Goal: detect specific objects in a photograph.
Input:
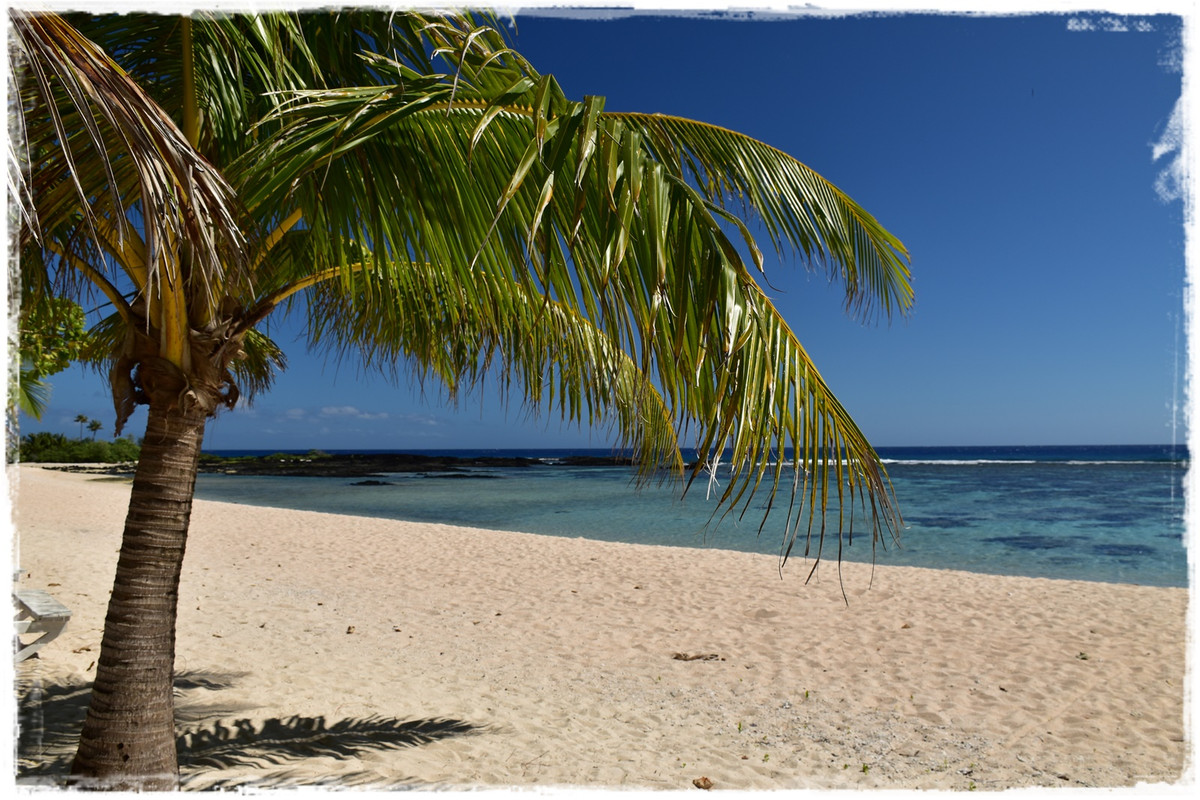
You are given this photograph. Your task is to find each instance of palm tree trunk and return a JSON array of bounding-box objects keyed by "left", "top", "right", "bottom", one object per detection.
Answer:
[{"left": 70, "top": 400, "right": 209, "bottom": 790}]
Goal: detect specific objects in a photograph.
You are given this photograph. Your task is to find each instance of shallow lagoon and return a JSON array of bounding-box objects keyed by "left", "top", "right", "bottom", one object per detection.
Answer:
[{"left": 195, "top": 445, "right": 1188, "bottom": 588}]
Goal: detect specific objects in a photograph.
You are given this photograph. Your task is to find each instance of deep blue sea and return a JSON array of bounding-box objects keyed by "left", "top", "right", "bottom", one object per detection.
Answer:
[{"left": 195, "top": 444, "right": 1189, "bottom": 588}]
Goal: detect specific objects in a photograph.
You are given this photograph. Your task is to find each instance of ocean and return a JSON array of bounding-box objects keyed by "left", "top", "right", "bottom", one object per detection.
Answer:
[{"left": 194, "top": 444, "right": 1189, "bottom": 588}]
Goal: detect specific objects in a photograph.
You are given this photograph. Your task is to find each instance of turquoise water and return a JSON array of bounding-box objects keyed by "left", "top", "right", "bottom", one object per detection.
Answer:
[{"left": 194, "top": 445, "right": 1189, "bottom": 587}]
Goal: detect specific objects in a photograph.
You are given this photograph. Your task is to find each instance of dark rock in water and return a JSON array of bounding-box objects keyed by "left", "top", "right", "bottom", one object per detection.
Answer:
[
  {"left": 186, "top": 450, "right": 658, "bottom": 478},
  {"left": 557, "top": 455, "right": 637, "bottom": 467},
  {"left": 52, "top": 451, "right": 645, "bottom": 479},
  {"left": 43, "top": 463, "right": 136, "bottom": 476},
  {"left": 909, "top": 515, "right": 977, "bottom": 529},
  {"left": 423, "top": 472, "right": 504, "bottom": 479},
  {"left": 1092, "top": 543, "right": 1156, "bottom": 558},
  {"left": 194, "top": 452, "right": 543, "bottom": 478},
  {"left": 350, "top": 479, "right": 394, "bottom": 486},
  {"left": 983, "top": 534, "right": 1069, "bottom": 551}
]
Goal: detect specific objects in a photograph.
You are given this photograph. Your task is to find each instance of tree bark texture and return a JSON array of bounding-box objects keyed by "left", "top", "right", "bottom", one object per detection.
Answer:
[{"left": 70, "top": 400, "right": 209, "bottom": 790}]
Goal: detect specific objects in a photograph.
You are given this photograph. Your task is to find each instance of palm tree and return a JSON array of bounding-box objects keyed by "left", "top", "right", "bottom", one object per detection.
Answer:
[
  {"left": 73, "top": 413, "right": 88, "bottom": 438},
  {"left": 87, "top": 419, "right": 103, "bottom": 440},
  {"left": 11, "top": 9, "right": 912, "bottom": 789}
]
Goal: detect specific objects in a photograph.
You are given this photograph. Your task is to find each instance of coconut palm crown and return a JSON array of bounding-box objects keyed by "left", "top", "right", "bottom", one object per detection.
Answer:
[{"left": 10, "top": 9, "right": 912, "bottom": 789}]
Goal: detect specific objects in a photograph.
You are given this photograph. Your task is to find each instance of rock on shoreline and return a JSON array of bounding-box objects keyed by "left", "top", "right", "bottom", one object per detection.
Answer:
[{"left": 38, "top": 452, "right": 638, "bottom": 478}]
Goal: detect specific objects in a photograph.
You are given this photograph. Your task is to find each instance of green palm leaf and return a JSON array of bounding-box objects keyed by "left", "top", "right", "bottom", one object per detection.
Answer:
[
  {"left": 293, "top": 254, "right": 685, "bottom": 474},
  {"left": 177, "top": 715, "right": 482, "bottom": 770},
  {"left": 241, "top": 38, "right": 910, "bottom": 559},
  {"left": 13, "top": 368, "right": 53, "bottom": 420},
  {"left": 621, "top": 112, "right": 913, "bottom": 320},
  {"left": 10, "top": 11, "right": 248, "bottom": 314}
]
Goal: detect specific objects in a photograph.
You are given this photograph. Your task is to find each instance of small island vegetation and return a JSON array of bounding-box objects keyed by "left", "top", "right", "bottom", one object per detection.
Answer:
[{"left": 19, "top": 431, "right": 141, "bottom": 464}]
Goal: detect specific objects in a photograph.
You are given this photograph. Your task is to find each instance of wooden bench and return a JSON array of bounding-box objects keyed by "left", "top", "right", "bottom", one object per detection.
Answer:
[{"left": 14, "top": 589, "right": 72, "bottom": 662}]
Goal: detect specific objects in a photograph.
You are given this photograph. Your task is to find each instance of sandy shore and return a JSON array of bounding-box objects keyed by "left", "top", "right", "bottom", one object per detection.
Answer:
[{"left": 9, "top": 464, "right": 1194, "bottom": 791}]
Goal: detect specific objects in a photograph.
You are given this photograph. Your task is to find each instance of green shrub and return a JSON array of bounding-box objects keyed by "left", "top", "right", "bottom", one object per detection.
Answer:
[
  {"left": 107, "top": 437, "right": 141, "bottom": 462},
  {"left": 20, "top": 432, "right": 141, "bottom": 463}
]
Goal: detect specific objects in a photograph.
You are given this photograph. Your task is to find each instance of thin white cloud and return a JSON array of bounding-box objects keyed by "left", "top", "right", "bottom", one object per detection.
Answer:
[
  {"left": 1066, "top": 16, "right": 1131, "bottom": 33},
  {"left": 397, "top": 413, "right": 441, "bottom": 427},
  {"left": 320, "top": 405, "right": 390, "bottom": 420},
  {"left": 1152, "top": 97, "right": 1185, "bottom": 204}
]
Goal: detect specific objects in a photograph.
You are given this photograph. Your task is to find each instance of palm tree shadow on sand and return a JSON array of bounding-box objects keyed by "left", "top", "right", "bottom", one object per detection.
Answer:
[{"left": 16, "top": 669, "right": 487, "bottom": 789}]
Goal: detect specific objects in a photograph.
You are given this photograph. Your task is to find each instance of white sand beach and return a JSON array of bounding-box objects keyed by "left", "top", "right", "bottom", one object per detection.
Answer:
[{"left": 10, "top": 464, "right": 1193, "bottom": 791}]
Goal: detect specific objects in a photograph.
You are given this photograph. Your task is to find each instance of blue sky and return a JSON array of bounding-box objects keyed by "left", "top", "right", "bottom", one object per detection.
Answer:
[{"left": 16, "top": 6, "right": 1189, "bottom": 452}]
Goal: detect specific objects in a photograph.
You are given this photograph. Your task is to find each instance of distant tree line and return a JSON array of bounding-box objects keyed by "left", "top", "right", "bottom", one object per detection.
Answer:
[{"left": 19, "top": 431, "right": 141, "bottom": 463}]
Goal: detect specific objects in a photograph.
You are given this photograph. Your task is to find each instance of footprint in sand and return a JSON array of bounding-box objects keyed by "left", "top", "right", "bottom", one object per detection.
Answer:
[{"left": 747, "top": 608, "right": 779, "bottom": 620}]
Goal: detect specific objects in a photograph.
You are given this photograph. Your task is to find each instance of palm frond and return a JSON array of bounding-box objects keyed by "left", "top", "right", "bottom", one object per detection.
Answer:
[
  {"left": 10, "top": 11, "right": 249, "bottom": 310},
  {"left": 242, "top": 34, "right": 908, "bottom": 561},
  {"left": 14, "top": 368, "right": 53, "bottom": 419},
  {"left": 286, "top": 253, "right": 684, "bottom": 474},
  {"left": 176, "top": 715, "right": 483, "bottom": 771},
  {"left": 615, "top": 112, "right": 913, "bottom": 322}
]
